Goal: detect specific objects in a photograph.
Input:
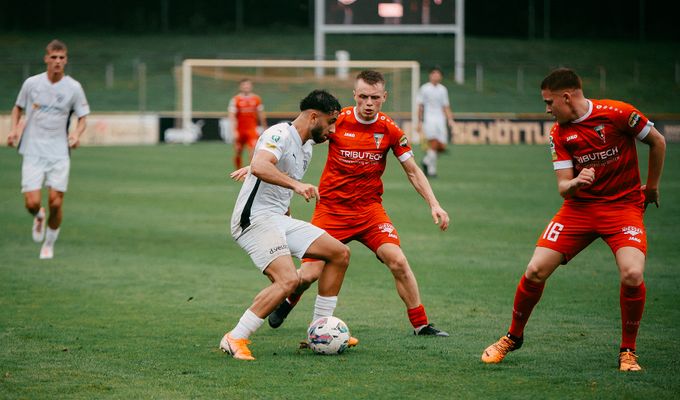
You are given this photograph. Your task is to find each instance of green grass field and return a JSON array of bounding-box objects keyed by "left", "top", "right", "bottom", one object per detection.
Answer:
[{"left": 1, "top": 143, "right": 679, "bottom": 399}]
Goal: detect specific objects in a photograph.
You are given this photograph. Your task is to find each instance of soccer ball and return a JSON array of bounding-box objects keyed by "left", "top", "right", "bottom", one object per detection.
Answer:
[{"left": 307, "top": 316, "right": 351, "bottom": 355}]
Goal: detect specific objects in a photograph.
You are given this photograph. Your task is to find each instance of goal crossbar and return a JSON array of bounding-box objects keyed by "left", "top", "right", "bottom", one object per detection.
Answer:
[{"left": 181, "top": 59, "right": 420, "bottom": 132}]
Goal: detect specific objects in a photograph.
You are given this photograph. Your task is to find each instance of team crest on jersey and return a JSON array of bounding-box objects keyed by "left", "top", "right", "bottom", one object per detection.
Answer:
[
  {"left": 628, "top": 112, "right": 640, "bottom": 128},
  {"left": 594, "top": 124, "right": 606, "bottom": 143},
  {"left": 272, "top": 135, "right": 281, "bottom": 142},
  {"left": 399, "top": 135, "right": 409, "bottom": 147},
  {"left": 373, "top": 133, "right": 384, "bottom": 149}
]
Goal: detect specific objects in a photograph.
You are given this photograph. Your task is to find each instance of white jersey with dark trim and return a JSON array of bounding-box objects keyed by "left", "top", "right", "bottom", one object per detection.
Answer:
[
  {"left": 230, "top": 122, "right": 314, "bottom": 238},
  {"left": 16, "top": 72, "right": 90, "bottom": 159}
]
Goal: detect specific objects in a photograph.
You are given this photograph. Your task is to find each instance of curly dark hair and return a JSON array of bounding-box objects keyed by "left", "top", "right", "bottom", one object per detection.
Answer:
[{"left": 299, "top": 89, "right": 342, "bottom": 114}]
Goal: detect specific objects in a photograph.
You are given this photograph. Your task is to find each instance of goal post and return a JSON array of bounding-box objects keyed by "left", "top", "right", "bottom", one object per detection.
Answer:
[{"left": 180, "top": 58, "right": 421, "bottom": 136}]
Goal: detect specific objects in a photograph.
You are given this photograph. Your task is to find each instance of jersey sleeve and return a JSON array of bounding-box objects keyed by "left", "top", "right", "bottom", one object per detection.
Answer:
[
  {"left": 611, "top": 101, "right": 653, "bottom": 141},
  {"left": 15, "top": 78, "right": 31, "bottom": 109},
  {"left": 257, "top": 127, "right": 287, "bottom": 160},
  {"left": 72, "top": 82, "right": 90, "bottom": 117},
  {"left": 442, "top": 86, "right": 450, "bottom": 107},
  {"left": 550, "top": 124, "right": 573, "bottom": 170},
  {"left": 256, "top": 95, "right": 264, "bottom": 111},
  {"left": 387, "top": 118, "right": 413, "bottom": 162},
  {"left": 416, "top": 85, "right": 425, "bottom": 106}
]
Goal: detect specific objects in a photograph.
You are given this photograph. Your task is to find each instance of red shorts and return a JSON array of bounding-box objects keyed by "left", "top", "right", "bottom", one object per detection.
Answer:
[
  {"left": 311, "top": 203, "right": 400, "bottom": 253},
  {"left": 235, "top": 128, "right": 258, "bottom": 148},
  {"left": 535, "top": 202, "right": 647, "bottom": 264}
]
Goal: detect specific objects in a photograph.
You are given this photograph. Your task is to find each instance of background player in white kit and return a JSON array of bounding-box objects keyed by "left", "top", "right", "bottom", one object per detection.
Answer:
[
  {"left": 220, "top": 90, "right": 350, "bottom": 361},
  {"left": 417, "top": 67, "right": 455, "bottom": 177},
  {"left": 7, "top": 39, "right": 89, "bottom": 259}
]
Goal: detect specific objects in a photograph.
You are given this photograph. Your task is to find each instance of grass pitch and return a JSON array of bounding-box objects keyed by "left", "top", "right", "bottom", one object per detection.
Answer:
[{"left": 1, "top": 143, "right": 679, "bottom": 399}]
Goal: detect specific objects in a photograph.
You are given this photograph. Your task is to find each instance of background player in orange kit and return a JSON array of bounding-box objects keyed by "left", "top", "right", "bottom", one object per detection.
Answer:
[
  {"left": 268, "top": 70, "right": 451, "bottom": 337},
  {"left": 481, "top": 68, "right": 666, "bottom": 371},
  {"left": 229, "top": 78, "right": 267, "bottom": 169}
]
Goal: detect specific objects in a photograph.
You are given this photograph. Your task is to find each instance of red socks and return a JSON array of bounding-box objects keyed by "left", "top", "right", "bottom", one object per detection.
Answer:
[
  {"left": 508, "top": 275, "right": 545, "bottom": 338},
  {"left": 620, "top": 282, "right": 646, "bottom": 351},
  {"left": 407, "top": 304, "right": 428, "bottom": 328}
]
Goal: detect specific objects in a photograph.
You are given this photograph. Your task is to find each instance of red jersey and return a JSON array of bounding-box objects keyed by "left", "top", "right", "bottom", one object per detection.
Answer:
[
  {"left": 550, "top": 99, "right": 654, "bottom": 205},
  {"left": 228, "top": 94, "right": 263, "bottom": 133},
  {"left": 318, "top": 107, "right": 413, "bottom": 213}
]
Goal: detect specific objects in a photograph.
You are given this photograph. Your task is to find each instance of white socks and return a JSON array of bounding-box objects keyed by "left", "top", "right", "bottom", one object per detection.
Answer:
[
  {"left": 425, "top": 149, "right": 437, "bottom": 175},
  {"left": 312, "top": 295, "right": 337, "bottom": 323},
  {"left": 44, "top": 227, "right": 60, "bottom": 246},
  {"left": 230, "top": 309, "right": 264, "bottom": 339}
]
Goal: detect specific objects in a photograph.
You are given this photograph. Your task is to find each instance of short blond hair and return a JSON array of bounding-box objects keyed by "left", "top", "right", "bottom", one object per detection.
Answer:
[{"left": 46, "top": 39, "right": 67, "bottom": 54}]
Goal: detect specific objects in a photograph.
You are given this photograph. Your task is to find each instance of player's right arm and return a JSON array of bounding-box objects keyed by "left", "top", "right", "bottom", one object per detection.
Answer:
[
  {"left": 250, "top": 150, "right": 319, "bottom": 202},
  {"left": 7, "top": 105, "right": 24, "bottom": 147},
  {"left": 556, "top": 167, "right": 595, "bottom": 199},
  {"left": 228, "top": 97, "right": 238, "bottom": 137}
]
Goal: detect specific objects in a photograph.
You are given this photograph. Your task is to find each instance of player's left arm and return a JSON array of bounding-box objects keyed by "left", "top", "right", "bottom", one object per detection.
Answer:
[
  {"left": 400, "top": 157, "right": 450, "bottom": 231},
  {"left": 640, "top": 126, "right": 666, "bottom": 208},
  {"left": 68, "top": 116, "right": 87, "bottom": 149},
  {"left": 257, "top": 98, "right": 267, "bottom": 132}
]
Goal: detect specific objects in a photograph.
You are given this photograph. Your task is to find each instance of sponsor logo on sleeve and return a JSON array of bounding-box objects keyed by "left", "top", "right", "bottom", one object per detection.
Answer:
[
  {"left": 549, "top": 136, "right": 557, "bottom": 161},
  {"left": 399, "top": 135, "right": 409, "bottom": 147},
  {"left": 628, "top": 112, "right": 640, "bottom": 128}
]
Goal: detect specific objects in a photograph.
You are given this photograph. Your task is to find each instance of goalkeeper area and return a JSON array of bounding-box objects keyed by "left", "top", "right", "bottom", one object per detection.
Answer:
[{"left": 179, "top": 59, "right": 420, "bottom": 133}]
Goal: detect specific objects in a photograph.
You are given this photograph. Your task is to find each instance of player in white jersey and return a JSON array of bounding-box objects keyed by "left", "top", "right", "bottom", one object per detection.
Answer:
[
  {"left": 219, "top": 89, "right": 350, "bottom": 361},
  {"left": 7, "top": 39, "right": 90, "bottom": 260},
  {"left": 417, "top": 67, "right": 455, "bottom": 177}
]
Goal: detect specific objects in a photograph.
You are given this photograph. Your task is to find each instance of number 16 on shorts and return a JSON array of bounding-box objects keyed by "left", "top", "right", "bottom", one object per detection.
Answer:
[{"left": 542, "top": 221, "right": 564, "bottom": 242}]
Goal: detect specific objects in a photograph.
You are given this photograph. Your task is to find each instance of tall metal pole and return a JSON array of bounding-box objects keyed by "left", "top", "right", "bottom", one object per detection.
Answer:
[{"left": 455, "top": 0, "right": 465, "bottom": 84}]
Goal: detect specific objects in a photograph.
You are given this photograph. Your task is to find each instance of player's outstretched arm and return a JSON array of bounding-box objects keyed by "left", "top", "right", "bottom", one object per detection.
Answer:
[
  {"left": 641, "top": 126, "right": 666, "bottom": 209},
  {"left": 250, "top": 150, "right": 319, "bottom": 202},
  {"left": 230, "top": 166, "right": 250, "bottom": 182},
  {"left": 68, "top": 116, "right": 87, "bottom": 149},
  {"left": 400, "top": 157, "right": 450, "bottom": 231}
]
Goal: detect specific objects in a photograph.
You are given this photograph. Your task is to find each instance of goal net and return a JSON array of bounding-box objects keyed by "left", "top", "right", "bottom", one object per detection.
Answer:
[{"left": 178, "top": 59, "right": 420, "bottom": 138}]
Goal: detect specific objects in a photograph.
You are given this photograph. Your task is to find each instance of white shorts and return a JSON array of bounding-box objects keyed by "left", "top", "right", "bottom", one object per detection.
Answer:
[
  {"left": 423, "top": 118, "right": 448, "bottom": 143},
  {"left": 235, "top": 214, "right": 325, "bottom": 273},
  {"left": 21, "top": 156, "right": 70, "bottom": 193}
]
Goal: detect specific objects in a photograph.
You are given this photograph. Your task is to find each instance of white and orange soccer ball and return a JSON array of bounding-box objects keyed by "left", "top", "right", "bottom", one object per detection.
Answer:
[{"left": 307, "top": 316, "right": 351, "bottom": 355}]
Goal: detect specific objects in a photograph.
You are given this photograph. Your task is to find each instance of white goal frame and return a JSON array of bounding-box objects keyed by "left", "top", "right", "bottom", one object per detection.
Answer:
[{"left": 180, "top": 58, "right": 420, "bottom": 132}]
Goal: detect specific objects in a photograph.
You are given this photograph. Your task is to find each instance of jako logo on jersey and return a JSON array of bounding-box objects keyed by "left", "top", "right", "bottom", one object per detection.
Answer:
[
  {"left": 575, "top": 146, "right": 619, "bottom": 164},
  {"left": 378, "top": 223, "right": 398, "bottom": 239},
  {"left": 269, "top": 244, "right": 288, "bottom": 254},
  {"left": 344, "top": 132, "right": 356, "bottom": 137},
  {"left": 340, "top": 150, "right": 383, "bottom": 161},
  {"left": 594, "top": 124, "right": 606, "bottom": 143},
  {"left": 373, "top": 133, "right": 384, "bottom": 148},
  {"left": 628, "top": 112, "right": 640, "bottom": 128},
  {"left": 566, "top": 134, "right": 578, "bottom": 142},
  {"left": 622, "top": 225, "right": 643, "bottom": 243}
]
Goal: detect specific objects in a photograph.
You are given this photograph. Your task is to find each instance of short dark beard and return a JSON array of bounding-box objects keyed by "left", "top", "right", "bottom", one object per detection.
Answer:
[{"left": 311, "top": 125, "right": 326, "bottom": 144}]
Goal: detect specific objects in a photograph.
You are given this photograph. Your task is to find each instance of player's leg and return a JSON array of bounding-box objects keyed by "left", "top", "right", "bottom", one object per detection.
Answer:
[
  {"left": 303, "top": 233, "right": 350, "bottom": 322},
  {"left": 221, "top": 254, "right": 300, "bottom": 360},
  {"left": 267, "top": 259, "right": 323, "bottom": 328},
  {"left": 481, "top": 246, "right": 563, "bottom": 364},
  {"left": 375, "top": 242, "right": 447, "bottom": 336},
  {"left": 21, "top": 156, "right": 46, "bottom": 243},
  {"left": 40, "top": 158, "right": 70, "bottom": 259},
  {"left": 614, "top": 247, "right": 646, "bottom": 371}
]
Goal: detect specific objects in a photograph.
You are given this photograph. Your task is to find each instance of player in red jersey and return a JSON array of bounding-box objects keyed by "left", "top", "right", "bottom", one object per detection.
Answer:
[
  {"left": 481, "top": 68, "right": 666, "bottom": 371},
  {"left": 268, "top": 70, "right": 451, "bottom": 337},
  {"left": 229, "top": 79, "right": 267, "bottom": 169}
]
